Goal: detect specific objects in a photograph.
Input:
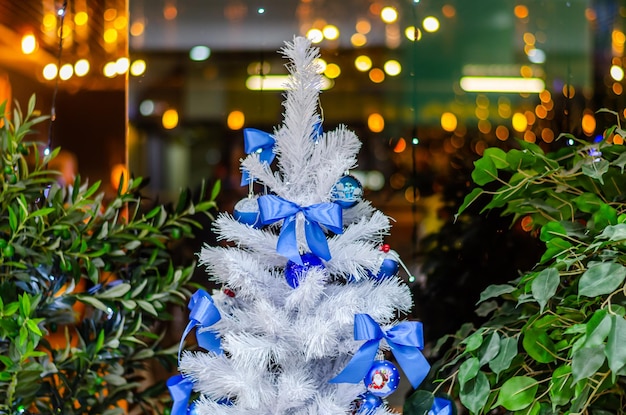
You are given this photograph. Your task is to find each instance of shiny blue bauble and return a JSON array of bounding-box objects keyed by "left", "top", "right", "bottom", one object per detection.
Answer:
[
  {"left": 376, "top": 256, "right": 399, "bottom": 280},
  {"left": 331, "top": 175, "right": 363, "bottom": 208},
  {"left": 233, "top": 196, "right": 261, "bottom": 228},
  {"left": 284, "top": 253, "right": 325, "bottom": 288},
  {"left": 352, "top": 391, "right": 383, "bottom": 414},
  {"left": 364, "top": 360, "right": 400, "bottom": 398}
]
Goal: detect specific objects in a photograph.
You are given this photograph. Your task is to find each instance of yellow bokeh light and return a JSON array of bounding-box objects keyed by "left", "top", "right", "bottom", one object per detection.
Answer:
[
  {"left": 324, "top": 63, "right": 341, "bottom": 79},
  {"left": 368, "top": 113, "right": 385, "bottom": 133},
  {"left": 404, "top": 186, "right": 420, "bottom": 203},
  {"left": 614, "top": 134, "right": 624, "bottom": 145},
  {"left": 103, "top": 62, "right": 117, "bottom": 78},
  {"left": 43, "top": 63, "right": 58, "bottom": 80},
  {"left": 104, "top": 8, "right": 117, "bottom": 21},
  {"left": 495, "top": 125, "right": 509, "bottom": 141},
  {"left": 520, "top": 65, "right": 533, "bottom": 78},
  {"left": 130, "top": 60, "right": 147, "bottom": 76},
  {"left": 613, "top": 30, "right": 626, "bottom": 45},
  {"left": 476, "top": 95, "right": 490, "bottom": 108},
  {"left": 57, "top": 24, "right": 71, "bottom": 39},
  {"left": 43, "top": 13, "right": 56, "bottom": 29},
  {"left": 383, "top": 60, "right": 401, "bottom": 76},
  {"left": 356, "top": 19, "right": 371, "bottom": 34},
  {"left": 381, "top": 7, "right": 398, "bottom": 24},
  {"left": 74, "top": 11, "right": 88, "bottom": 26},
  {"left": 130, "top": 21, "right": 145, "bottom": 37},
  {"left": 514, "top": 5, "right": 529, "bottom": 19},
  {"left": 314, "top": 58, "right": 327, "bottom": 73},
  {"left": 104, "top": 28, "right": 118, "bottom": 44},
  {"left": 116, "top": 57, "right": 130, "bottom": 74},
  {"left": 524, "top": 130, "right": 536, "bottom": 143},
  {"left": 405, "top": 26, "right": 422, "bottom": 41},
  {"left": 74, "top": 59, "right": 90, "bottom": 76},
  {"left": 475, "top": 107, "right": 489, "bottom": 120},
  {"left": 355, "top": 55, "right": 372, "bottom": 72},
  {"left": 523, "top": 32, "right": 536, "bottom": 45},
  {"left": 162, "top": 109, "right": 179, "bottom": 130},
  {"left": 322, "top": 25, "right": 340, "bottom": 40},
  {"left": 610, "top": 65, "right": 625, "bottom": 81},
  {"left": 581, "top": 113, "right": 596, "bottom": 135},
  {"left": 442, "top": 5, "right": 456, "bottom": 18},
  {"left": 441, "top": 112, "right": 457, "bottom": 132},
  {"left": 562, "top": 84, "right": 576, "bottom": 98},
  {"left": 351, "top": 33, "right": 367, "bottom": 47},
  {"left": 21, "top": 34, "right": 37, "bottom": 55},
  {"left": 393, "top": 137, "right": 407, "bottom": 153},
  {"left": 114, "top": 16, "right": 128, "bottom": 30},
  {"left": 539, "top": 89, "right": 551, "bottom": 103},
  {"left": 306, "top": 28, "right": 324, "bottom": 43},
  {"left": 227, "top": 110, "right": 245, "bottom": 130},
  {"left": 59, "top": 63, "right": 73, "bottom": 81},
  {"left": 535, "top": 104, "right": 547, "bottom": 119},
  {"left": 541, "top": 128, "right": 554, "bottom": 143},
  {"left": 110, "top": 164, "right": 129, "bottom": 193},
  {"left": 423, "top": 16, "right": 440, "bottom": 33},
  {"left": 512, "top": 113, "right": 528, "bottom": 132},
  {"left": 369, "top": 68, "right": 385, "bottom": 83},
  {"left": 478, "top": 119, "right": 491, "bottom": 134},
  {"left": 613, "top": 82, "right": 623, "bottom": 95},
  {"left": 525, "top": 110, "right": 536, "bottom": 125}
]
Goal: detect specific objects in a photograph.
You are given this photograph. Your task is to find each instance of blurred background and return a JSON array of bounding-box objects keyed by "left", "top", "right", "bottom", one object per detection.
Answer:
[{"left": 1, "top": 0, "right": 626, "bottom": 397}]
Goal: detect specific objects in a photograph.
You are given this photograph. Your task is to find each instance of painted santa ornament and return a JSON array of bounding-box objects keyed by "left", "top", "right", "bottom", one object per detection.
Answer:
[
  {"left": 284, "top": 252, "right": 325, "bottom": 288},
  {"left": 364, "top": 360, "right": 400, "bottom": 398},
  {"left": 331, "top": 174, "right": 363, "bottom": 208},
  {"left": 233, "top": 195, "right": 261, "bottom": 228}
]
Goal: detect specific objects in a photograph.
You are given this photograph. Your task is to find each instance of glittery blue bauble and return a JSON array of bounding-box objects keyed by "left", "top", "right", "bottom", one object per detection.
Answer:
[
  {"left": 376, "top": 256, "right": 399, "bottom": 280},
  {"left": 284, "top": 253, "right": 325, "bottom": 288},
  {"left": 364, "top": 360, "right": 400, "bottom": 398},
  {"left": 233, "top": 196, "right": 261, "bottom": 228},
  {"left": 352, "top": 392, "right": 383, "bottom": 414},
  {"left": 331, "top": 175, "right": 363, "bottom": 208}
]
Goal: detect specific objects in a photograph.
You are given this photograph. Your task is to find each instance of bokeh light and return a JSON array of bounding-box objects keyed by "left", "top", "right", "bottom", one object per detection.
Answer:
[
  {"left": 368, "top": 113, "right": 385, "bottom": 132},
  {"left": 322, "top": 25, "right": 340, "bottom": 40},
  {"left": 43, "top": 63, "right": 58, "bottom": 80},
  {"left": 227, "top": 110, "right": 245, "bottom": 130},
  {"left": 74, "top": 59, "right": 90, "bottom": 76},
  {"left": 381, "top": 7, "right": 398, "bottom": 23},
  {"left": 441, "top": 112, "right": 457, "bottom": 132},
  {"left": 512, "top": 113, "right": 528, "bottom": 132},
  {"left": 383, "top": 60, "right": 401, "bottom": 76},
  {"left": 162, "top": 109, "right": 179, "bottom": 130},
  {"left": 355, "top": 55, "right": 373, "bottom": 72},
  {"left": 324, "top": 63, "right": 341, "bottom": 79},
  {"left": 130, "top": 59, "right": 147, "bottom": 76},
  {"left": 21, "top": 34, "right": 37, "bottom": 55},
  {"left": 306, "top": 28, "right": 324, "bottom": 43},
  {"left": 369, "top": 68, "right": 385, "bottom": 83},
  {"left": 423, "top": 16, "right": 440, "bottom": 32}
]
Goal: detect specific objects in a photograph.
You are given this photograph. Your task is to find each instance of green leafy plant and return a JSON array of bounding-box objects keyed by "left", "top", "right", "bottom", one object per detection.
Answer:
[
  {"left": 411, "top": 109, "right": 626, "bottom": 414},
  {"left": 0, "top": 95, "right": 219, "bottom": 414}
]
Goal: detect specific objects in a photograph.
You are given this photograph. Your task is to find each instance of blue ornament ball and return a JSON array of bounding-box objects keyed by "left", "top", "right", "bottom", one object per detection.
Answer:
[
  {"left": 331, "top": 175, "right": 363, "bottom": 208},
  {"left": 233, "top": 196, "right": 261, "bottom": 228},
  {"left": 351, "top": 391, "right": 383, "bottom": 414},
  {"left": 376, "top": 254, "right": 399, "bottom": 280},
  {"left": 364, "top": 360, "right": 400, "bottom": 398},
  {"left": 284, "top": 253, "right": 325, "bottom": 288},
  {"left": 188, "top": 401, "right": 199, "bottom": 415}
]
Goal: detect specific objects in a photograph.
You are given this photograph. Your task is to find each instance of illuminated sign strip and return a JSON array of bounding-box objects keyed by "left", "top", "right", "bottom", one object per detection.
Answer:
[
  {"left": 460, "top": 76, "right": 545, "bottom": 93},
  {"left": 246, "top": 75, "right": 333, "bottom": 91}
]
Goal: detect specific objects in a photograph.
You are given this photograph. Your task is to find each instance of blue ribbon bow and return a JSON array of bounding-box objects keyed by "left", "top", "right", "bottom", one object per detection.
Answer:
[
  {"left": 429, "top": 397, "right": 454, "bottom": 415},
  {"left": 258, "top": 194, "right": 343, "bottom": 265},
  {"left": 241, "top": 128, "right": 276, "bottom": 186},
  {"left": 329, "top": 314, "right": 430, "bottom": 389},
  {"left": 167, "top": 374, "right": 193, "bottom": 415},
  {"left": 178, "top": 289, "right": 222, "bottom": 362}
]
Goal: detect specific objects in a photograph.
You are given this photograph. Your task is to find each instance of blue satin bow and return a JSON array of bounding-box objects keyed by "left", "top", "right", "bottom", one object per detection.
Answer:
[
  {"left": 257, "top": 194, "right": 343, "bottom": 265},
  {"left": 329, "top": 314, "right": 430, "bottom": 389},
  {"left": 178, "top": 289, "right": 222, "bottom": 362},
  {"left": 429, "top": 397, "right": 454, "bottom": 415},
  {"left": 167, "top": 374, "right": 194, "bottom": 415},
  {"left": 241, "top": 128, "right": 276, "bottom": 186}
]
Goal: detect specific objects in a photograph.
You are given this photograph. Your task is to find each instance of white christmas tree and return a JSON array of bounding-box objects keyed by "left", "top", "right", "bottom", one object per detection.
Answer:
[{"left": 169, "top": 36, "right": 430, "bottom": 415}]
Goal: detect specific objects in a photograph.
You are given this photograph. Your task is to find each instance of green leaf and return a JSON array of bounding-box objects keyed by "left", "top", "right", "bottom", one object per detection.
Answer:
[
  {"left": 477, "top": 284, "right": 516, "bottom": 304},
  {"left": 583, "top": 309, "right": 611, "bottom": 348},
  {"left": 460, "top": 371, "right": 490, "bottom": 414},
  {"left": 539, "top": 222, "right": 567, "bottom": 243},
  {"left": 463, "top": 329, "right": 484, "bottom": 352},
  {"left": 25, "top": 319, "right": 42, "bottom": 336},
  {"left": 8, "top": 206, "right": 17, "bottom": 232},
  {"left": 19, "top": 294, "right": 31, "bottom": 317},
  {"left": 506, "top": 148, "right": 536, "bottom": 169},
  {"left": 458, "top": 356, "right": 480, "bottom": 387},
  {"left": 478, "top": 332, "right": 501, "bottom": 366},
  {"left": 136, "top": 300, "right": 158, "bottom": 316},
  {"left": 572, "top": 192, "right": 604, "bottom": 213},
  {"left": 549, "top": 365, "right": 575, "bottom": 407},
  {"left": 605, "top": 315, "right": 626, "bottom": 376},
  {"left": 513, "top": 401, "right": 540, "bottom": 415},
  {"left": 597, "top": 224, "right": 626, "bottom": 242},
  {"left": 582, "top": 159, "right": 609, "bottom": 183},
  {"left": 489, "top": 336, "right": 518, "bottom": 377},
  {"left": 472, "top": 156, "right": 498, "bottom": 185},
  {"left": 578, "top": 262, "right": 626, "bottom": 297},
  {"left": 403, "top": 389, "right": 435, "bottom": 415},
  {"left": 522, "top": 328, "right": 556, "bottom": 363},
  {"left": 572, "top": 345, "right": 606, "bottom": 384},
  {"left": 75, "top": 295, "right": 109, "bottom": 312},
  {"left": 494, "top": 376, "right": 538, "bottom": 411},
  {"left": 531, "top": 268, "right": 559, "bottom": 313},
  {"left": 210, "top": 179, "right": 222, "bottom": 201},
  {"left": 456, "top": 188, "right": 484, "bottom": 218},
  {"left": 97, "top": 283, "right": 131, "bottom": 299},
  {"left": 483, "top": 147, "right": 509, "bottom": 169}
]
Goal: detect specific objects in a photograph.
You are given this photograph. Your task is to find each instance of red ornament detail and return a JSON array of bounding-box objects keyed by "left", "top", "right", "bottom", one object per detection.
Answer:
[
  {"left": 223, "top": 288, "right": 236, "bottom": 297},
  {"left": 381, "top": 244, "right": 391, "bottom": 253}
]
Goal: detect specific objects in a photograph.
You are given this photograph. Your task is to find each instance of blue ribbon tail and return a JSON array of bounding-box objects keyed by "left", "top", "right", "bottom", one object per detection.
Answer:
[
  {"left": 304, "top": 220, "right": 331, "bottom": 260},
  {"left": 243, "top": 128, "right": 274, "bottom": 153},
  {"left": 389, "top": 342, "right": 430, "bottom": 389},
  {"left": 197, "top": 329, "right": 223, "bottom": 354},
  {"left": 240, "top": 169, "right": 251, "bottom": 186},
  {"left": 429, "top": 397, "right": 454, "bottom": 415},
  {"left": 329, "top": 339, "right": 380, "bottom": 384},
  {"left": 178, "top": 320, "right": 195, "bottom": 363},
  {"left": 277, "top": 216, "right": 302, "bottom": 264},
  {"left": 167, "top": 374, "right": 193, "bottom": 415}
]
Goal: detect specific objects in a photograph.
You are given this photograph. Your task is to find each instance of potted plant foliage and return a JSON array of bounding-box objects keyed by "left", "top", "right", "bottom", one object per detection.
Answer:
[
  {"left": 407, "top": 109, "right": 626, "bottom": 414},
  {"left": 0, "top": 96, "right": 219, "bottom": 414}
]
